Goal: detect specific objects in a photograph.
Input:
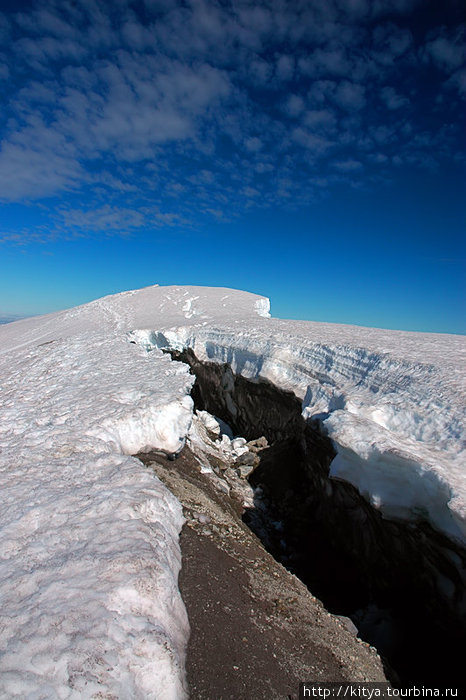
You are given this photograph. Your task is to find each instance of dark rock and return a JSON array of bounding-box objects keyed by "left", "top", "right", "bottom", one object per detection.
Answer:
[
  {"left": 140, "top": 446, "right": 388, "bottom": 699},
  {"left": 237, "top": 465, "right": 255, "bottom": 478},
  {"left": 336, "top": 615, "right": 358, "bottom": 636},
  {"left": 235, "top": 451, "right": 256, "bottom": 467},
  {"left": 247, "top": 436, "right": 268, "bottom": 450}
]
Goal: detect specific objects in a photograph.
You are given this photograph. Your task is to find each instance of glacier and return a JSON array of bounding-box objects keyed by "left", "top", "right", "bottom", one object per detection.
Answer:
[
  {"left": 0, "top": 284, "right": 464, "bottom": 697},
  {"left": 140, "top": 312, "right": 465, "bottom": 542}
]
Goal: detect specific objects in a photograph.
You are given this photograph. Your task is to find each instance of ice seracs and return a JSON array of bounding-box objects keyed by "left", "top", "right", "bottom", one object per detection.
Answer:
[{"left": 0, "top": 283, "right": 464, "bottom": 697}]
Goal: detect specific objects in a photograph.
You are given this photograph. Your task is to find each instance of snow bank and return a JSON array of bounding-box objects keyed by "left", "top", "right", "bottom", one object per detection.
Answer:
[
  {"left": 0, "top": 335, "right": 193, "bottom": 698},
  {"left": 0, "top": 285, "right": 270, "bottom": 698}
]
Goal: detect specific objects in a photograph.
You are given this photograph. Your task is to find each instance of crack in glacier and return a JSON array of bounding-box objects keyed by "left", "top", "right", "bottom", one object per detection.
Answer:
[{"left": 164, "top": 347, "right": 465, "bottom": 687}]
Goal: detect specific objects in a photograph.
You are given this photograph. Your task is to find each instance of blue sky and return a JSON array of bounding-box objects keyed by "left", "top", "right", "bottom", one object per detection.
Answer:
[{"left": 0, "top": 0, "right": 465, "bottom": 334}]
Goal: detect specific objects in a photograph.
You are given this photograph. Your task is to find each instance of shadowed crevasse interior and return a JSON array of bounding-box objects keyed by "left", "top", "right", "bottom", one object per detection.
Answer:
[{"left": 169, "top": 348, "right": 465, "bottom": 687}]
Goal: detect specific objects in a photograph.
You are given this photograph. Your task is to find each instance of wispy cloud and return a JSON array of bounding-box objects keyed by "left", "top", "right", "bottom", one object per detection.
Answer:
[
  {"left": 424, "top": 26, "right": 466, "bottom": 73},
  {"left": 333, "top": 158, "right": 364, "bottom": 172},
  {"left": 380, "top": 85, "right": 410, "bottom": 110},
  {"left": 0, "top": 0, "right": 464, "bottom": 241}
]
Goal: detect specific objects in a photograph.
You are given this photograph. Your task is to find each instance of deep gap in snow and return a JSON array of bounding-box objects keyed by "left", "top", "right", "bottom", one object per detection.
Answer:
[{"left": 170, "top": 348, "right": 465, "bottom": 687}]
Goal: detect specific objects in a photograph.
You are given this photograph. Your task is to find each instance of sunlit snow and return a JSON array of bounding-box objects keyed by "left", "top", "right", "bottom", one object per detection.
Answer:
[
  {"left": 0, "top": 286, "right": 268, "bottom": 698},
  {"left": 0, "top": 284, "right": 464, "bottom": 697}
]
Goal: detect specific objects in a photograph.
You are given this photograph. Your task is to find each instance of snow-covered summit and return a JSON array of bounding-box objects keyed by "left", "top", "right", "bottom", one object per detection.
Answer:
[
  {"left": 0, "top": 284, "right": 270, "bottom": 350},
  {"left": 0, "top": 285, "right": 270, "bottom": 699},
  {"left": 0, "top": 284, "right": 464, "bottom": 697}
]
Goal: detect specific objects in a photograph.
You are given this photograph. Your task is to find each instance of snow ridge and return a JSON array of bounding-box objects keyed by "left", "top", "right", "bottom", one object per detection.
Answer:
[
  {"left": 0, "top": 284, "right": 464, "bottom": 697},
  {"left": 0, "top": 285, "right": 269, "bottom": 698},
  {"left": 0, "top": 333, "right": 193, "bottom": 699}
]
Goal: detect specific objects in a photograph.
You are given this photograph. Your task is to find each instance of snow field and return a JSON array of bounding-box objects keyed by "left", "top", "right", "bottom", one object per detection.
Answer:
[
  {"left": 0, "top": 283, "right": 464, "bottom": 697},
  {"left": 0, "top": 285, "right": 270, "bottom": 698},
  {"left": 0, "top": 333, "right": 194, "bottom": 698}
]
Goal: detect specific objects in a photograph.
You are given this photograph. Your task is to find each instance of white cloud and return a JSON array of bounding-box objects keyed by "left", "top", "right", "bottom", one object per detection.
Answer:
[
  {"left": 284, "top": 94, "right": 305, "bottom": 117},
  {"left": 333, "top": 159, "right": 363, "bottom": 171},
  {"left": 307, "top": 79, "right": 366, "bottom": 112},
  {"left": 246, "top": 57, "right": 273, "bottom": 86},
  {"left": 237, "top": 5, "right": 273, "bottom": 37},
  {"left": 291, "top": 128, "right": 333, "bottom": 154},
  {"left": 16, "top": 7, "right": 79, "bottom": 38},
  {"left": 255, "top": 162, "right": 274, "bottom": 173},
  {"left": 334, "top": 80, "right": 366, "bottom": 111},
  {"left": 121, "top": 17, "right": 155, "bottom": 50},
  {"left": 303, "top": 46, "right": 352, "bottom": 77},
  {"left": 303, "top": 109, "right": 337, "bottom": 132},
  {"left": 308, "top": 80, "right": 337, "bottom": 105},
  {"left": 426, "top": 36, "right": 464, "bottom": 71},
  {"left": 371, "top": 0, "right": 421, "bottom": 16},
  {"left": 372, "top": 23, "right": 413, "bottom": 65},
  {"left": 0, "top": 35, "right": 232, "bottom": 198},
  {"left": 337, "top": 0, "right": 370, "bottom": 18},
  {"left": 0, "top": 0, "right": 462, "bottom": 221},
  {"left": 245, "top": 137, "right": 262, "bottom": 152},
  {"left": 370, "top": 125, "right": 396, "bottom": 144},
  {"left": 58, "top": 202, "right": 191, "bottom": 234},
  {"left": 446, "top": 67, "right": 466, "bottom": 98},
  {"left": 242, "top": 186, "right": 260, "bottom": 198},
  {"left": 0, "top": 154, "right": 75, "bottom": 201},
  {"left": 15, "top": 36, "right": 87, "bottom": 69},
  {"left": 367, "top": 152, "right": 389, "bottom": 164},
  {"left": 423, "top": 26, "right": 466, "bottom": 82},
  {"left": 60, "top": 204, "right": 145, "bottom": 232},
  {"left": 188, "top": 169, "right": 215, "bottom": 185},
  {"left": 380, "top": 86, "right": 409, "bottom": 110},
  {"left": 275, "top": 54, "right": 294, "bottom": 82}
]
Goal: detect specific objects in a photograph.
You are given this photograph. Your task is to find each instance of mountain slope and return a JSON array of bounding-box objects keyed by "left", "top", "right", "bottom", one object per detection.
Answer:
[{"left": 0, "top": 284, "right": 464, "bottom": 696}]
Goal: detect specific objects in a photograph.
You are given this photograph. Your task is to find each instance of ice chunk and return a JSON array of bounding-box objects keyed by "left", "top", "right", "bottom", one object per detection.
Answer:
[{"left": 197, "top": 409, "right": 221, "bottom": 437}]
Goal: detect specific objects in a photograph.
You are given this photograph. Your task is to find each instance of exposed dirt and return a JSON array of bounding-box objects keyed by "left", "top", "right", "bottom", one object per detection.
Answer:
[{"left": 138, "top": 448, "right": 387, "bottom": 700}]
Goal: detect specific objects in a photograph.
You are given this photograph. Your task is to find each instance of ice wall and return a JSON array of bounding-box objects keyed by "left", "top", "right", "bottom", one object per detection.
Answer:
[{"left": 141, "top": 321, "right": 465, "bottom": 544}]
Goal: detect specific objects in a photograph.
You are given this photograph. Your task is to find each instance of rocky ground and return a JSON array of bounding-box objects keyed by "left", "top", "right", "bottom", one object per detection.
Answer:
[{"left": 138, "top": 411, "right": 387, "bottom": 699}]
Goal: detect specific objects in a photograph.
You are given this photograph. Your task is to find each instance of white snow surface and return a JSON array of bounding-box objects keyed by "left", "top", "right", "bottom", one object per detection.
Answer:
[
  {"left": 1, "top": 283, "right": 465, "bottom": 697},
  {"left": 0, "top": 285, "right": 269, "bottom": 699}
]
